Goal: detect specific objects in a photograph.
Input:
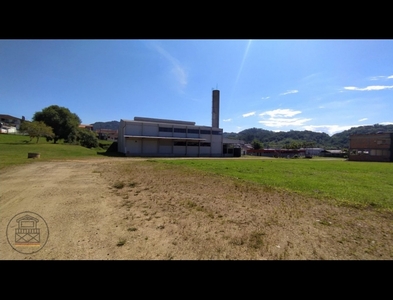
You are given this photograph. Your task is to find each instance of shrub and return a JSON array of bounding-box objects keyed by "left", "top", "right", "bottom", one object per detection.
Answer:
[{"left": 67, "top": 128, "right": 99, "bottom": 148}]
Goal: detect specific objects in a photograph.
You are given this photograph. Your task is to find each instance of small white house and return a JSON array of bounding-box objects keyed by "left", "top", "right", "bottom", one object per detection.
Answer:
[{"left": 0, "top": 126, "right": 17, "bottom": 133}]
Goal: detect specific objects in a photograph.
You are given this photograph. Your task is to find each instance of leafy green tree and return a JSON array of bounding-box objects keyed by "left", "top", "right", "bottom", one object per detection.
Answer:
[
  {"left": 33, "top": 105, "right": 81, "bottom": 144},
  {"left": 251, "top": 138, "right": 262, "bottom": 150},
  {"left": 76, "top": 128, "right": 99, "bottom": 148},
  {"left": 19, "top": 121, "right": 54, "bottom": 143},
  {"left": 284, "top": 141, "right": 302, "bottom": 149}
]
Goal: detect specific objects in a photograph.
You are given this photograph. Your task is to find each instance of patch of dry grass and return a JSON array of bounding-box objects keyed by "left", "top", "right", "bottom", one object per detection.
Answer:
[{"left": 97, "top": 160, "right": 393, "bottom": 260}]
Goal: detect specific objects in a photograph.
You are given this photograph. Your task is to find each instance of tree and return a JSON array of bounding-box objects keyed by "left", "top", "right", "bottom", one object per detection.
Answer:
[
  {"left": 33, "top": 105, "right": 81, "bottom": 143},
  {"left": 251, "top": 138, "right": 262, "bottom": 150},
  {"left": 74, "top": 127, "right": 99, "bottom": 148},
  {"left": 19, "top": 121, "right": 54, "bottom": 143}
]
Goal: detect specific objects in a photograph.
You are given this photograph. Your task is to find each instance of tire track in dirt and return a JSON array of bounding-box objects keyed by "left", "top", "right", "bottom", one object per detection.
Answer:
[{"left": 0, "top": 159, "right": 127, "bottom": 260}]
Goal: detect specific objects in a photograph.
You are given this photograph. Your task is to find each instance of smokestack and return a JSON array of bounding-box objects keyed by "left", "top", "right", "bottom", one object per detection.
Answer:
[{"left": 212, "top": 89, "right": 219, "bottom": 128}]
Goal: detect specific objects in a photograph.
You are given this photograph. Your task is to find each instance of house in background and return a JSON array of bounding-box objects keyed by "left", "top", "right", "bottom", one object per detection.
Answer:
[
  {"left": 0, "top": 114, "right": 24, "bottom": 133},
  {"left": 247, "top": 148, "right": 306, "bottom": 158},
  {"left": 300, "top": 147, "right": 325, "bottom": 157},
  {"left": 320, "top": 149, "right": 346, "bottom": 158},
  {"left": 222, "top": 138, "right": 247, "bottom": 157},
  {"left": 96, "top": 128, "right": 118, "bottom": 141},
  {"left": 78, "top": 124, "right": 94, "bottom": 131},
  {"left": 349, "top": 132, "right": 393, "bottom": 162}
]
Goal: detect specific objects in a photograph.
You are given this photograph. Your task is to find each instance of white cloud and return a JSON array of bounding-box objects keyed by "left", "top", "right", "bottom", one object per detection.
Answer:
[
  {"left": 223, "top": 118, "right": 232, "bottom": 122},
  {"left": 152, "top": 43, "right": 187, "bottom": 88},
  {"left": 242, "top": 112, "right": 256, "bottom": 117},
  {"left": 171, "top": 65, "right": 187, "bottom": 86},
  {"left": 320, "top": 100, "right": 353, "bottom": 109},
  {"left": 304, "top": 122, "right": 393, "bottom": 135},
  {"left": 261, "top": 96, "right": 270, "bottom": 100},
  {"left": 358, "top": 118, "right": 368, "bottom": 122},
  {"left": 259, "top": 108, "right": 301, "bottom": 118},
  {"left": 258, "top": 109, "right": 310, "bottom": 128},
  {"left": 303, "top": 125, "right": 355, "bottom": 136},
  {"left": 370, "top": 75, "right": 393, "bottom": 80},
  {"left": 344, "top": 85, "right": 393, "bottom": 91},
  {"left": 259, "top": 118, "right": 312, "bottom": 127},
  {"left": 279, "top": 90, "right": 298, "bottom": 96},
  {"left": 369, "top": 76, "right": 385, "bottom": 81}
]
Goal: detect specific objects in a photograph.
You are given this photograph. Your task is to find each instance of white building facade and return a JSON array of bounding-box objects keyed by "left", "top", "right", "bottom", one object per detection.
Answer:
[{"left": 118, "top": 117, "right": 224, "bottom": 157}]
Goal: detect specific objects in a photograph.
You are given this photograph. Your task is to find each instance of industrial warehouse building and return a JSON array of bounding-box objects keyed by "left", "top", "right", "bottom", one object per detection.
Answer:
[
  {"left": 117, "top": 90, "right": 241, "bottom": 157},
  {"left": 348, "top": 132, "right": 393, "bottom": 162}
]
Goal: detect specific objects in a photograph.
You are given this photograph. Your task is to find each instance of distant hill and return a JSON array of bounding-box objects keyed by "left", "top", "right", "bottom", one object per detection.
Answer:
[
  {"left": 224, "top": 124, "right": 393, "bottom": 149},
  {"left": 92, "top": 121, "right": 120, "bottom": 131}
]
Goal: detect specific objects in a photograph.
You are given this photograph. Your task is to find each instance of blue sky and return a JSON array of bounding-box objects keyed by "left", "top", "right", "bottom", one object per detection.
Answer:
[{"left": 1, "top": 39, "right": 393, "bottom": 136}]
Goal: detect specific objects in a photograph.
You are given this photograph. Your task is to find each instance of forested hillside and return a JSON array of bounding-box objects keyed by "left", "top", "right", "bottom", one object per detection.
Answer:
[
  {"left": 92, "top": 121, "right": 120, "bottom": 131},
  {"left": 224, "top": 124, "right": 393, "bottom": 149}
]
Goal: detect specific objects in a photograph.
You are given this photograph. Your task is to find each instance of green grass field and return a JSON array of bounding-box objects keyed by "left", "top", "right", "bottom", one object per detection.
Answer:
[
  {"left": 153, "top": 157, "right": 393, "bottom": 211},
  {"left": 2, "top": 133, "right": 393, "bottom": 211},
  {"left": 0, "top": 133, "right": 113, "bottom": 170}
]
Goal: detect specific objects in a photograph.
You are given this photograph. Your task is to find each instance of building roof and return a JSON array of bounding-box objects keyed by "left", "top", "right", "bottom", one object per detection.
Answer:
[
  {"left": 96, "top": 129, "right": 118, "bottom": 133},
  {"left": 134, "top": 117, "right": 196, "bottom": 126},
  {"left": 121, "top": 117, "right": 222, "bottom": 130},
  {"left": 300, "top": 147, "right": 324, "bottom": 150},
  {"left": 0, "top": 114, "right": 21, "bottom": 120},
  {"left": 323, "top": 150, "right": 344, "bottom": 153}
]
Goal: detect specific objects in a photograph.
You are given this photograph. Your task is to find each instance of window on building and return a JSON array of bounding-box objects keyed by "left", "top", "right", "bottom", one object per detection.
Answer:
[
  {"left": 187, "top": 142, "right": 199, "bottom": 147},
  {"left": 212, "top": 130, "right": 222, "bottom": 135},
  {"left": 174, "top": 128, "right": 186, "bottom": 133},
  {"left": 159, "top": 127, "right": 172, "bottom": 132},
  {"left": 200, "top": 130, "right": 211, "bottom": 135},
  {"left": 200, "top": 142, "right": 211, "bottom": 147},
  {"left": 188, "top": 129, "right": 199, "bottom": 134},
  {"left": 174, "top": 141, "right": 186, "bottom": 146}
]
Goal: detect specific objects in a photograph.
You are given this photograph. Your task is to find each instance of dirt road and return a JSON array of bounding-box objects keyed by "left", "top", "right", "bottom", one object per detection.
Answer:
[
  {"left": 1, "top": 158, "right": 393, "bottom": 260},
  {"left": 0, "top": 158, "right": 131, "bottom": 259}
]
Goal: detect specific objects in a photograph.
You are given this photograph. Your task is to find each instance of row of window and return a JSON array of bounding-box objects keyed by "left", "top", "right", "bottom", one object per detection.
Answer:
[
  {"left": 350, "top": 149, "right": 390, "bottom": 156},
  {"left": 159, "top": 127, "right": 222, "bottom": 135},
  {"left": 173, "top": 141, "right": 211, "bottom": 147}
]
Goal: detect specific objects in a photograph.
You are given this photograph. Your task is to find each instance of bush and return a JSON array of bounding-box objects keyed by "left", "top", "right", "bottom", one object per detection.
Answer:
[
  {"left": 78, "top": 129, "right": 99, "bottom": 148},
  {"left": 67, "top": 128, "right": 99, "bottom": 148}
]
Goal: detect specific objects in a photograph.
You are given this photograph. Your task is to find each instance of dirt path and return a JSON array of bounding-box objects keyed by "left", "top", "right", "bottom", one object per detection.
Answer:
[
  {"left": 0, "top": 158, "right": 129, "bottom": 260},
  {"left": 1, "top": 158, "right": 393, "bottom": 260}
]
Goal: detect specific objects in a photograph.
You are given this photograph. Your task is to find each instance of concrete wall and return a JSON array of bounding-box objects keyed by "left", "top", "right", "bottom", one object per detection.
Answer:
[{"left": 118, "top": 119, "right": 223, "bottom": 157}]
